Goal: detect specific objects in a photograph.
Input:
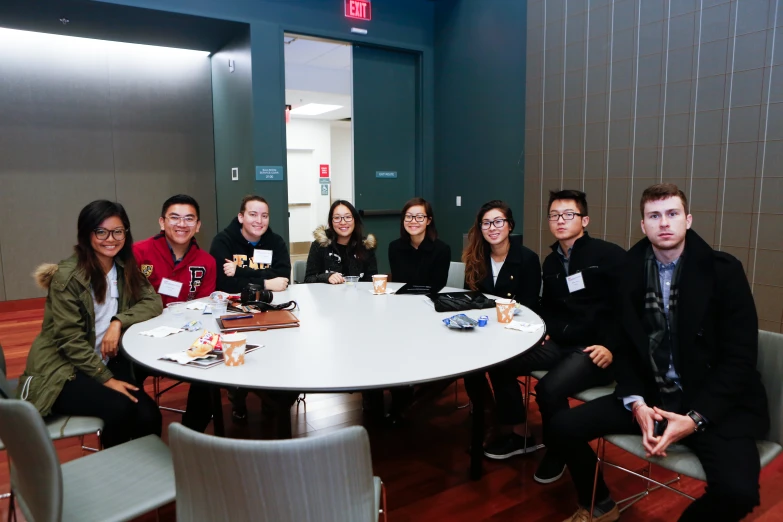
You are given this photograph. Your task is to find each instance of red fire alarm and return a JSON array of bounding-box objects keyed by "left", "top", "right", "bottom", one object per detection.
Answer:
[{"left": 345, "top": 0, "right": 371, "bottom": 21}]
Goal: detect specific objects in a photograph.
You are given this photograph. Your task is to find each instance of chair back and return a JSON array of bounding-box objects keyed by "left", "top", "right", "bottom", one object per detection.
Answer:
[
  {"left": 0, "top": 343, "right": 11, "bottom": 398},
  {"left": 758, "top": 330, "right": 783, "bottom": 446},
  {"left": 169, "top": 423, "right": 377, "bottom": 522},
  {"left": 0, "top": 399, "right": 63, "bottom": 522},
  {"left": 293, "top": 260, "right": 307, "bottom": 284},
  {"left": 447, "top": 262, "right": 465, "bottom": 289}
]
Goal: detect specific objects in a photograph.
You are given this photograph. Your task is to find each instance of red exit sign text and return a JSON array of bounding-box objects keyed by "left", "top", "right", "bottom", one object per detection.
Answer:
[{"left": 345, "top": 0, "right": 371, "bottom": 21}]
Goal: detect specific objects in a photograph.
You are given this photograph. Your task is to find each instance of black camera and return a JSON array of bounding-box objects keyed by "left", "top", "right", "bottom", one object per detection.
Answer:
[{"left": 241, "top": 283, "right": 273, "bottom": 306}]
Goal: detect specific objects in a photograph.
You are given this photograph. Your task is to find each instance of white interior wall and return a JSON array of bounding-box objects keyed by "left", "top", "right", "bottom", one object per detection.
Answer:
[
  {"left": 286, "top": 118, "right": 332, "bottom": 242},
  {"left": 329, "top": 121, "right": 353, "bottom": 204}
]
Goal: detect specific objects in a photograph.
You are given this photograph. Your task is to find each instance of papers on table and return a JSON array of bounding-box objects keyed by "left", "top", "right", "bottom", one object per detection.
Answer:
[
  {"left": 504, "top": 321, "right": 545, "bottom": 333},
  {"left": 186, "top": 302, "right": 208, "bottom": 311},
  {"left": 161, "top": 351, "right": 216, "bottom": 365},
  {"left": 368, "top": 289, "right": 394, "bottom": 295},
  {"left": 138, "top": 326, "right": 183, "bottom": 338}
]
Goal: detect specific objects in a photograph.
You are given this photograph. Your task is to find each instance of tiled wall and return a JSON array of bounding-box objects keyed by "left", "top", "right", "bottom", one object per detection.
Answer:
[{"left": 524, "top": 0, "right": 783, "bottom": 333}]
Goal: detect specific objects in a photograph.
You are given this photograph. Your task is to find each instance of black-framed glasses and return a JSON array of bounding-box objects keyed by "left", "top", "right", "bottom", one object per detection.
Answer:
[
  {"left": 548, "top": 211, "right": 583, "bottom": 221},
  {"left": 480, "top": 218, "right": 508, "bottom": 230},
  {"left": 166, "top": 214, "right": 198, "bottom": 227},
  {"left": 94, "top": 228, "right": 127, "bottom": 240},
  {"left": 404, "top": 214, "right": 428, "bottom": 223},
  {"left": 332, "top": 215, "right": 354, "bottom": 223}
]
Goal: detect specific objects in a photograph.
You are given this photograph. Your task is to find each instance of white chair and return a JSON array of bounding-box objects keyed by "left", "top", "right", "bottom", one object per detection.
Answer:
[
  {"left": 588, "top": 330, "right": 783, "bottom": 519},
  {"left": 293, "top": 260, "right": 307, "bottom": 284},
  {"left": 446, "top": 261, "right": 465, "bottom": 289},
  {"left": 169, "top": 423, "right": 386, "bottom": 522},
  {"left": 0, "top": 399, "right": 175, "bottom": 522}
]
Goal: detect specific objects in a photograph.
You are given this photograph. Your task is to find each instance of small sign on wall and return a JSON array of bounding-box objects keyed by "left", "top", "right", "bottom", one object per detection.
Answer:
[
  {"left": 319, "top": 178, "right": 331, "bottom": 185},
  {"left": 345, "top": 0, "right": 371, "bottom": 20},
  {"left": 376, "top": 171, "right": 397, "bottom": 179},
  {"left": 256, "top": 166, "right": 284, "bottom": 181},
  {"left": 321, "top": 184, "right": 329, "bottom": 196},
  {"left": 320, "top": 164, "right": 330, "bottom": 177}
]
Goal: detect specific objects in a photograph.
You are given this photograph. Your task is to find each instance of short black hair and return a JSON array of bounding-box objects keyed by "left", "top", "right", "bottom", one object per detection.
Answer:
[
  {"left": 548, "top": 189, "right": 588, "bottom": 216},
  {"left": 161, "top": 194, "right": 200, "bottom": 220}
]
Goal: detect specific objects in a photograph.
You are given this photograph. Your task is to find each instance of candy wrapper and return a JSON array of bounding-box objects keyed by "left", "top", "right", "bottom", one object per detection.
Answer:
[
  {"left": 188, "top": 330, "right": 223, "bottom": 357},
  {"left": 442, "top": 314, "right": 479, "bottom": 330},
  {"left": 182, "top": 320, "right": 203, "bottom": 332}
]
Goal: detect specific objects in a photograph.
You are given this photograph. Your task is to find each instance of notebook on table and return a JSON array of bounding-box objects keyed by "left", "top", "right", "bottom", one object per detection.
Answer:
[{"left": 215, "top": 310, "right": 300, "bottom": 332}]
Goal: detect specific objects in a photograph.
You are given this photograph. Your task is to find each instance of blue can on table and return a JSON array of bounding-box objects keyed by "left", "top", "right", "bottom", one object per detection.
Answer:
[{"left": 478, "top": 315, "right": 488, "bottom": 327}]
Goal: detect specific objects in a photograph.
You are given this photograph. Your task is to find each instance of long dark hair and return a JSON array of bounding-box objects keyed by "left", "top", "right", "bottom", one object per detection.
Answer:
[
  {"left": 327, "top": 200, "right": 369, "bottom": 260},
  {"left": 399, "top": 197, "right": 438, "bottom": 241},
  {"left": 75, "top": 200, "right": 146, "bottom": 304},
  {"left": 462, "top": 200, "right": 516, "bottom": 291}
]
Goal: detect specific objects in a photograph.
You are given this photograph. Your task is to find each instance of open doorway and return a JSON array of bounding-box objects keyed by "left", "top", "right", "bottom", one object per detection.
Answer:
[{"left": 283, "top": 33, "right": 353, "bottom": 262}]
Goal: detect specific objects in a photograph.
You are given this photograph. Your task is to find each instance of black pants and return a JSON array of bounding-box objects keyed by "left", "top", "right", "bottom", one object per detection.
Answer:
[
  {"left": 133, "top": 364, "right": 213, "bottom": 433},
  {"left": 229, "top": 387, "right": 300, "bottom": 438},
  {"left": 548, "top": 395, "right": 762, "bottom": 521},
  {"left": 52, "top": 356, "right": 161, "bottom": 448}
]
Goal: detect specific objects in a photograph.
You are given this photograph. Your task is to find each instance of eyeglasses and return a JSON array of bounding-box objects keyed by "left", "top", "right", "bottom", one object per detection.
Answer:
[
  {"left": 332, "top": 215, "right": 354, "bottom": 223},
  {"left": 547, "top": 211, "right": 583, "bottom": 221},
  {"left": 94, "top": 228, "right": 127, "bottom": 240},
  {"left": 404, "top": 214, "right": 428, "bottom": 223},
  {"left": 480, "top": 218, "right": 509, "bottom": 230},
  {"left": 166, "top": 215, "right": 198, "bottom": 227}
]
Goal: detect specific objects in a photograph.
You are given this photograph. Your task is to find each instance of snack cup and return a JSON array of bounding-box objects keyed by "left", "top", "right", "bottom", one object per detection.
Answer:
[
  {"left": 167, "top": 301, "right": 186, "bottom": 315},
  {"left": 372, "top": 274, "right": 388, "bottom": 294},
  {"left": 222, "top": 333, "right": 247, "bottom": 367},
  {"left": 495, "top": 298, "right": 516, "bottom": 324},
  {"left": 344, "top": 275, "right": 360, "bottom": 286}
]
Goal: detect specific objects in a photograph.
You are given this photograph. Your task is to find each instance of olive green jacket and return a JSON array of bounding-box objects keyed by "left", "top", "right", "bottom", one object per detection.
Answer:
[{"left": 17, "top": 255, "right": 162, "bottom": 415}]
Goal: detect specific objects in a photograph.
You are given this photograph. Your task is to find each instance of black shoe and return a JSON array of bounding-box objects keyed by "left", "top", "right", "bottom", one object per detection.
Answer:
[
  {"left": 533, "top": 450, "right": 566, "bottom": 484},
  {"left": 483, "top": 433, "right": 541, "bottom": 460},
  {"left": 231, "top": 402, "right": 248, "bottom": 424}
]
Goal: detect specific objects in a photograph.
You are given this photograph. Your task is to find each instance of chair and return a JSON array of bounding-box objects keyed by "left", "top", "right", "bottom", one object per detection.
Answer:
[
  {"left": 588, "top": 330, "right": 783, "bottom": 519},
  {"left": 169, "top": 423, "right": 386, "bottom": 522},
  {"left": 446, "top": 261, "right": 465, "bottom": 289},
  {"left": 0, "top": 399, "right": 175, "bottom": 522},
  {"left": 293, "top": 260, "right": 307, "bottom": 284}
]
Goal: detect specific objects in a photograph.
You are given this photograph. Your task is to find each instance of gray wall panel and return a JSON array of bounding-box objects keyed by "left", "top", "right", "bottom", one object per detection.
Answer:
[
  {"left": 0, "top": 43, "right": 116, "bottom": 299},
  {"left": 108, "top": 53, "right": 217, "bottom": 245}
]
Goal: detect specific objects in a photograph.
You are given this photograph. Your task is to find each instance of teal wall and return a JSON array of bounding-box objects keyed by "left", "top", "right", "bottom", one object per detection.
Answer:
[
  {"left": 433, "top": 0, "right": 528, "bottom": 259},
  {"left": 94, "top": 0, "right": 436, "bottom": 245}
]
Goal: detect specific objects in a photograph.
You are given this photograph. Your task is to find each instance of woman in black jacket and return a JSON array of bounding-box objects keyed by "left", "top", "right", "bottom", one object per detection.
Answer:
[
  {"left": 462, "top": 200, "right": 542, "bottom": 414},
  {"left": 304, "top": 200, "right": 377, "bottom": 284},
  {"left": 388, "top": 197, "right": 451, "bottom": 290}
]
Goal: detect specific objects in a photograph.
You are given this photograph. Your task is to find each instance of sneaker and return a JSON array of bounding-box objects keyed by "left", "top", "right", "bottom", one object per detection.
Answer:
[
  {"left": 534, "top": 451, "right": 566, "bottom": 484},
  {"left": 562, "top": 505, "right": 619, "bottom": 522},
  {"left": 483, "top": 433, "right": 541, "bottom": 459}
]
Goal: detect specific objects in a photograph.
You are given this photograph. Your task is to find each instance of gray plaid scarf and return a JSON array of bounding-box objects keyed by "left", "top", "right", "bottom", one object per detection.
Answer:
[{"left": 642, "top": 247, "right": 683, "bottom": 396}]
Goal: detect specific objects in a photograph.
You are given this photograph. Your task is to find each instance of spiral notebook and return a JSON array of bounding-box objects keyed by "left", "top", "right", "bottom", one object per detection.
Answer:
[{"left": 215, "top": 310, "right": 300, "bottom": 332}]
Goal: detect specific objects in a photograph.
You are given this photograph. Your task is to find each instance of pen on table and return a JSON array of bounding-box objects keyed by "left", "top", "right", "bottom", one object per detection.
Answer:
[{"left": 222, "top": 314, "right": 254, "bottom": 321}]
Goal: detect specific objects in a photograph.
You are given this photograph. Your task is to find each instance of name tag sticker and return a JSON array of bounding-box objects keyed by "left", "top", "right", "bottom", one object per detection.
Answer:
[
  {"left": 254, "top": 249, "right": 273, "bottom": 265},
  {"left": 566, "top": 272, "right": 586, "bottom": 293},
  {"left": 159, "top": 278, "right": 183, "bottom": 298}
]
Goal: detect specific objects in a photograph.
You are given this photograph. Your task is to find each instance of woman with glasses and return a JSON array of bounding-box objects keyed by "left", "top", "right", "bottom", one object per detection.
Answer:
[
  {"left": 17, "top": 200, "right": 163, "bottom": 448},
  {"left": 462, "top": 200, "right": 541, "bottom": 419},
  {"left": 388, "top": 197, "right": 451, "bottom": 289},
  {"left": 304, "top": 200, "right": 378, "bottom": 284}
]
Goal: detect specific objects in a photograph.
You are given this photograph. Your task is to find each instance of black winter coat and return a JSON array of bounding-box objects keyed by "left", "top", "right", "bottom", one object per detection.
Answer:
[
  {"left": 388, "top": 236, "right": 451, "bottom": 289},
  {"left": 304, "top": 226, "right": 378, "bottom": 283},
  {"left": 471, "top": 235, "right": 541, "bottom": 313}
]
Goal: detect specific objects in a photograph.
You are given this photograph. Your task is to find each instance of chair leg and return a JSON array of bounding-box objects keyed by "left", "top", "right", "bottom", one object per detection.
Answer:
[
  {"left": 153, "top": 376, "right": 160, "bottom": 406},
  {"left": 7, "top": 490, "right": 15, "bottom": 522},
  {"left": 523, "top": 375, "right": 531, "bottom": 452},
  {"left": 381, "top": 481, "right": 388, "bottom": 522},
  {"left": 588, "top": 437, "right": 605, "bottom": 522},
  {"left": 455, "top": 378, "right": 470, "bottom": 410}
]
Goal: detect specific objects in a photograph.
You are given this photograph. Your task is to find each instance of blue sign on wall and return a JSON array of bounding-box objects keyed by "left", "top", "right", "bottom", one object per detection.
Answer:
[
  {"left": 375, "top": 171, "right": 398, "bottom": 179},
  {"left": 256, "top": 166, "right": 284, "bottom": 181}
]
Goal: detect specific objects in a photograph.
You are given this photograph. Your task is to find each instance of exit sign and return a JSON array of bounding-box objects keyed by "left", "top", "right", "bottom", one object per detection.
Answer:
[{"left": 345, "top": 0, "right": 371, "bottom": 21}]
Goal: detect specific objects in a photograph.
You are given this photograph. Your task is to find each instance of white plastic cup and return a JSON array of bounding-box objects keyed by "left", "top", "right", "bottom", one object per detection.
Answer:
[{"left": 167, "top": 301, "right": 186, "bottom": 315}]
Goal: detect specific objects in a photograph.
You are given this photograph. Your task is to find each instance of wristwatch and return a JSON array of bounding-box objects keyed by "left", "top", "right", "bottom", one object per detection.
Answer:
[{"left": 686, "top": 410, "right": 707, "bottom": 432}]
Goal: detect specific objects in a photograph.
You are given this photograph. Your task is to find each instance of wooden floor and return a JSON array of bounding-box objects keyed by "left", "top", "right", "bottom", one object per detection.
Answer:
[{"left": 2, "top": 298, "right": 782, "bottom": 521}]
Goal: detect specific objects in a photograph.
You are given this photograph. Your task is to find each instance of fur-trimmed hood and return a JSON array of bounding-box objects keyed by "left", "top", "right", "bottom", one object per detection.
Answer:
[
  {"left": 34, "top": 263, "right": 59, "bottom": 289},
  {"left": 312, "top": 225, "right": 377, "bottom": 250}
]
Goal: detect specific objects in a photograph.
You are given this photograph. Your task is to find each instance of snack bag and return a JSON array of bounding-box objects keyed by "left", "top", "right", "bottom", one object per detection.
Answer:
[{"left": 187, "top": 330, "right": 223, "bottom": 357}]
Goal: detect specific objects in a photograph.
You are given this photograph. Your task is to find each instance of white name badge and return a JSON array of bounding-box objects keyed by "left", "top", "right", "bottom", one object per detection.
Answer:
[
  {"left": 159, "top": 278, "right": 183, "bottom": 298},
  {"left": 254, "top": 249, "right": 273, "bottom": 265},
  {"left": 109, "top": 279, "right": 119, "bottom": 299},
  {"left": 566, "top": 272, "right": 586, "bottom": 293}
]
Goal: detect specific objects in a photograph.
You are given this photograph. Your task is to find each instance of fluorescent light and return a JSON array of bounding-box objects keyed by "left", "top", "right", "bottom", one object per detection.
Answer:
[
  {"left": 0, "top": 27, "right": 211, "bottom": 58},
  {"left": 290, "top": 103, "right": 343, "bottom": 116}
]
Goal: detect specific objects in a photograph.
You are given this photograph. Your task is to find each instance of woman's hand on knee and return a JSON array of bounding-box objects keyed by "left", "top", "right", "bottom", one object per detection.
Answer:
[{"left": 104, "top": 378, "right": 139, "bottom": 402}]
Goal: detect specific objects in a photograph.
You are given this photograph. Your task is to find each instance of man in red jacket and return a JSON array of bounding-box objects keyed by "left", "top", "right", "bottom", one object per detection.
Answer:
[
  {"left": 133, "top": 194, "right": 216, "bottom": 432},
  {"left": 133, "top": 194, "right": 216, "bottom": 305}
]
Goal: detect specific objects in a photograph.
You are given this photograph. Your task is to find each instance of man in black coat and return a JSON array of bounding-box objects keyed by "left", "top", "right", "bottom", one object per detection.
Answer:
[
  {"left": 483, "top": 190, "right": 624, "bottom": 487},
  {"left": 551, "top": 184, "right": 769, "bottom": 522}
]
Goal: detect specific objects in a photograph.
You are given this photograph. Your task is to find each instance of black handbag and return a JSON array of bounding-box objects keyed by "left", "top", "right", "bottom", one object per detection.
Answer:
[{"left": 427, "top": 291, "right": 496, "bottom": 313}]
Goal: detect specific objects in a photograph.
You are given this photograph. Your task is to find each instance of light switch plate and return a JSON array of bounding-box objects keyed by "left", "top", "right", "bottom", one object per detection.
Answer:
[
  {"left": 231, "top": 167, "right": 238, "bottom": 181},
  {"left": 456, "top": 196, "right": 461, "bottom": 206}
]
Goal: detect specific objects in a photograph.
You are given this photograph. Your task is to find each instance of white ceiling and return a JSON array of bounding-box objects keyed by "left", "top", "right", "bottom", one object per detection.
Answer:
[{"left": 284, "top": 35, "right": 352, "bottom": 121}]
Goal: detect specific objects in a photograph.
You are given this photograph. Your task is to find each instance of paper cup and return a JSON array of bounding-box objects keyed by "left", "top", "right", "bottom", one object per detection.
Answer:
[
  {"left": 495, "top": 298, "right": 516, "bottom": 324},
  {"left": 222, "top": 333, "right": 247, "bottom": 367},
  {"left": 372, "top": 274, "right": 388, "bottom": 294}
]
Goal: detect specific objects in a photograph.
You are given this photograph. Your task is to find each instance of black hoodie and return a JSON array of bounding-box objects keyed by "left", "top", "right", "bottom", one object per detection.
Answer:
[{"left": 209, "top": 217, "right": 291, "bottom": 293}]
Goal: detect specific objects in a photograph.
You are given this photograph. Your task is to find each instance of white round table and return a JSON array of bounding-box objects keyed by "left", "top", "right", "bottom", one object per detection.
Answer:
[{"left": 123, "top": 282, "right": 546, "bottom": 479}]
